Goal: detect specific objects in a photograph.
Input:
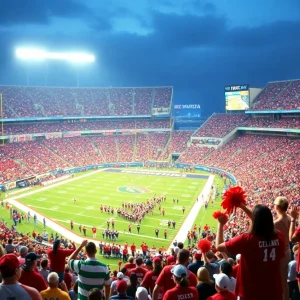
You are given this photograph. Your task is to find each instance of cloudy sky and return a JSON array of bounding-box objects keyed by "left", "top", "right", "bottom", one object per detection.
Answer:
[{"left": 0, "top": 0, "right": 300, "bottom": 114}]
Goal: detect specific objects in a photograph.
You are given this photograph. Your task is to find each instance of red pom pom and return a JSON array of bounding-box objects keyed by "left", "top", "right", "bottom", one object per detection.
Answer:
[
  {"left": 212, "top": 211, "right": 229, "bottom": 222},
  {"left": 221, "top": 186, "right": 247, "bottom": 214},
  {"left": 198, "top": 239, "right": 211, "bottom": 253}
]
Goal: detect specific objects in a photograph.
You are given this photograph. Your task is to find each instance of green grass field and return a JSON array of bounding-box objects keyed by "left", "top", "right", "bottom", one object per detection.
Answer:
[{"left": 0, "top": 168, "right": 224, "bottom": 269}]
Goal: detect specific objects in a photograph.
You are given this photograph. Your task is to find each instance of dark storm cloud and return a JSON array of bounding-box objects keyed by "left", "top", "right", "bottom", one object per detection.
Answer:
[
  {"left": 151, "top": 12, "right": 226, "bottom": 47},
  {"left": 0, "top": 3, "right": 299, "bottom": 114},
  {"left": 0, "top": 0, "right": 91, "bottom": 26}
]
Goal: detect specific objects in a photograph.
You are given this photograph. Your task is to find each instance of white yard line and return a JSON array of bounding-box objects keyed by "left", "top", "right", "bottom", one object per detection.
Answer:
[
  {"left": 167, "top": 175, "right": 215, "bottom": 252},
  {"left": 7, "top": 169, "right": 108, "bottom": 244},
  {"left": 6, "top": 169, "right": 213, "bottom": 252}
]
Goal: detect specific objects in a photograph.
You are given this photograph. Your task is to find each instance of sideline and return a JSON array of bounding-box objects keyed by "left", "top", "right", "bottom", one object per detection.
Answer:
[
  {"left": 7, "top": 169, "right": 108, "bottom": 244},
  {"left": 167, "top": 175, "right": 215, "bottom": 252},
  {"left": 7, "top": 169, "right": 214, "bottom": 253}
]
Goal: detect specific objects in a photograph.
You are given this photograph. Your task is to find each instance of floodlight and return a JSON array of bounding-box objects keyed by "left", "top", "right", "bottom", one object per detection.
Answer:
[
  {"left": 16, "top": 48, "right": 46, "bottom": 61},
  {"left": 15, "top": 48, "right": 95, "bottom": 63}
]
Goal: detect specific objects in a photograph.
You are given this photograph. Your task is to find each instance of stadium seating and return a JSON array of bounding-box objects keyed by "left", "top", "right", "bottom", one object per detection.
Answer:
[
  {"left": 179, "top": 135, "right": 299, "bottom": 200},
  {"left": 135, "top": 133, "right": 169, "bottom": 161},
  {"left": 3, "top": 120, "right": 170, "bottom": 135},
  {"left": 0, "top": 86, "right": 173, "bottom": 118},
  {"left": 133, "top": 88, "right": 153, "bottom": 114},
  {"left": 242, "top": 116, "right": 300, "bottom": 128},
  {"left": 193, "top": 114, "right": 248, "bottom": 138},
  {"left": 161, "top": 131, "right": 193, "bottom": 159},
  {"left": 117, "top": 135, "right": 135, "bottom": 162},
  {"left": 252, "top": 80, "right": 300, "bottom": 110},
  {"left": 153, "top": 87, "right": 172, "bottom": 108},
  {"left": 177, "top": 145, "right": 214, "bottom": 165}
]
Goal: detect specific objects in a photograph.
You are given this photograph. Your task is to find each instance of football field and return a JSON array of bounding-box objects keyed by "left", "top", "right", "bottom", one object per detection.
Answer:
[{"left": 13, "top": 168, "right": 211, "bottom": 249}]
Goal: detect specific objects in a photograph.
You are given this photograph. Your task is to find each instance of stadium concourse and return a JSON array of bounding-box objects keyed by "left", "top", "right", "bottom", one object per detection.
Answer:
[{"left": 0, "top": 82, "right": 300, "bottom": 300}]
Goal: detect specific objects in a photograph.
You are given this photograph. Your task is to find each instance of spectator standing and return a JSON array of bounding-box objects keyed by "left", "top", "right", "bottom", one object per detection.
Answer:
[
  {"left": 202, "top": 251, "right": 219, "bottom": 281},
  {"left": 153, "top": 249, "right": 197, "bottom": 300},
  {"left": 69, "top": 280, "right": 79, "bottom": 300},
  {"left": 136, "top": 287, "right": 151, "bottom": 300},
  {"left": 64, "top": 266, "right": 72, "bottom": 290},
  {"left": 196, "top": 267, "right": 216, "bottom": 300},
  {"left": 220, "top": 262, "right": 236, "bottom": 293},
  {"left": 109, "top": 279, "right": 133, "bottom": 299},
  {"left": 19, "top": 252, "right": 47, "bottom": 292},
  {"left": 162, "top": 265, "right": 198, "bottom": 300},
  {"left": 18, "top": 246, "right": 28, "bottom": 265},
  {"left": 47, "top": 239, "right": 76, "bottom": 282},
  {"left": 273, "top": 196, "right": 291, "bottom": 300},
  {"left": 141, "top": 257, "right": 163, "bottom": 297},
  {"left": 68, "top": 240, "right": 111, "bottom": 300},
  {"left": 287, "top": 247, "right": 299, "bottom": 300},
  {"left": 39, "top": 259, "right": 50, "bottom": 283},
  {"left": 289, "top": 207, "right": 300, "bottom": 293},
  {"left": 129, "top": 257, "right": 148, "bottom": 285},
  {"left": 110, "top": 271, "right": 130, "bottom": 297},
  {"left": 206, "top": 274, "right": 236, "bottom": 300},
  {"left": 126, "top": 273, "right": 138, "bottom": 299},
  {"left": 216, "top": 204, "right": 285, "bottom": 300},
  {"left": 188, "top": 251, "right": 204, "bottom": 275},
  {"left": 0, "top": 254, "right": 42, "bottom": 299},
  {"left": 40, "top": 272, "right": 70, "bottom": 300}
]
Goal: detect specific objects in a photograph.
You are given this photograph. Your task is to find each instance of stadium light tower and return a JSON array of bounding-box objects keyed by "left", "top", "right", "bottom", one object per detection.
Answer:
[
  {"left": 15, "top": 48, "right": 95, "bottom": 63},
  {"left": 15, "top": 47, "right": 95, "bottom": 86}
]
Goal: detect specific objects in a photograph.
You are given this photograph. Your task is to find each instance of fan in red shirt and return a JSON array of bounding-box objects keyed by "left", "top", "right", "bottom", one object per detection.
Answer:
[
  {"left": 152, "top": 249, "right": 197, "bottom": 300},
  {"left": 207, "top": 273, "right": 236, "bottom": 300},
  {"left": 216, "top": 204, "right": 285, "bottom": 300},
  {"left": 141, "top": 257, "right": 163, "bottom": 297},
  {"left": 47, "top": 239, "right": 76, "bottom": 282},
  {"left": 19, "top": 253, "right": 47, "bottom": 292},
  {"left": 162, "top": 265, "right": 198, "bottom": 300},
  {"left": 129, "top": 257, "right": 148, "bottom": 285},
  {"left": 289, "top": 206, "right": 300, "bottom": 291},
  {"left": 124, "top": 256, "right": 136, "bottom": 272}
]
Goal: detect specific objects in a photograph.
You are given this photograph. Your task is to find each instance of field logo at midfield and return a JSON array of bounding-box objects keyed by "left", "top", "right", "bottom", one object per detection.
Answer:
[{"left": 118, "top": 186, "right": 151, "bottom": 194}]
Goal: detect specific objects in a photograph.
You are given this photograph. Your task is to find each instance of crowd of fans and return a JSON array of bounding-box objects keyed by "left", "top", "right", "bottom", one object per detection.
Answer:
[
  {"left": 3, "top": 120, "right": 170, "bottom": 135},
  {"left": 135, "top": 133, "right": 169, "bottom": 161},
  {"left": 1, "top": 200, "right": 300, "bottom": 300},
  {"left": 0, "top": 86, "right": 172, "bottom": 118},
  {"left": 193, "top": 114, "right": 248, "bottom": 138},
  {"left": 161, "top": 131, "right": 193, "bottom": 159},
  {"left": 153, "top": 87, "right": 172, "bottom": 109},
  {"left": 177, "top": 145, "right": 215, "bottom": 165},
  {"left": 253, "top": 80, "right": 300, "bottom": 110},
  {"left": 242, "top": 116, "right": 300, "bottom": 129}
]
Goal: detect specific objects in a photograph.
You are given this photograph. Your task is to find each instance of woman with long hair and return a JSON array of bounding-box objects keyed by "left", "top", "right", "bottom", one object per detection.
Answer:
[
  {"left": 47, "top": 239, "right": 76, "bottom": 282},
  {"left": 162, "top": 265, "right": 198, "bottom": 300},
  {"left": 141, "top": 257, "right": 163, "bottom": 298},
  {"left": 216, "top": 204, "right": 285, "bottom": 300},
  {"left": 273, "top": 196, "right": 291, "bottom": 300},
  {"left": 196, "top": 267, "right": 216, "bottom": 300},
  {"left": 126, "top": 272, "right": 138, "bottom": 299}
]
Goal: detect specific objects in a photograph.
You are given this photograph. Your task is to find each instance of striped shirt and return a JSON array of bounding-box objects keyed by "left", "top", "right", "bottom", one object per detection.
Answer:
[{"left": 69, "top": 257, "right": 111, "bottom": 300}]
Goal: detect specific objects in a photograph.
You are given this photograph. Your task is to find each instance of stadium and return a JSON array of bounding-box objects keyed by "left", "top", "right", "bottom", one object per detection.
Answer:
[
  {"left": 0, "top": 2, "right": 300, "bottom": 299},
  {"left": 0, "top": 80, "right": 299, "bottom": 298}
]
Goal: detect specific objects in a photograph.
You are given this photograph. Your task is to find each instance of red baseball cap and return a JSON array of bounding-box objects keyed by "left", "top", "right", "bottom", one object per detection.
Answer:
[
  {"left": 0, "top": 254, "right": 20, "bottom": 275},
  {"left": 153, "top": 257, "right": 162, "bottom": 264},
  {"left": 166, "top": 256, "right": 175, "bottom": 265},
  {"left": 116, "top": 280, "right": 127, "bottom": 294},
  {"left": 194, "top": 251, "right": 202, "bottom": 260}
]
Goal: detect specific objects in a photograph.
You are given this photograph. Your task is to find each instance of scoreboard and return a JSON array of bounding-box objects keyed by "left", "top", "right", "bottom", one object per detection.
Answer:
[{"left": 225, "top": 84, "right": 250, "bottom": 111}]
